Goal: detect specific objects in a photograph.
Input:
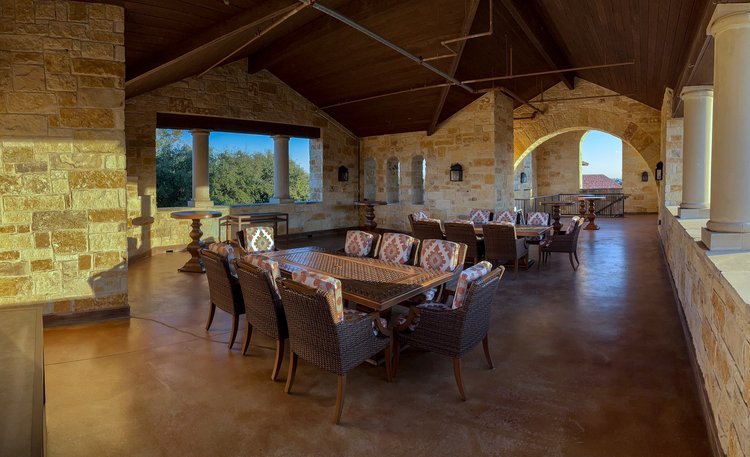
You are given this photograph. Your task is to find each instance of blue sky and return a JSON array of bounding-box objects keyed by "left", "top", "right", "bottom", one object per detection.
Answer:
[
  {"left": 580, "top": 130, "right": 622, "bottom": 179},
  {"left": 179, "top": 130, "right": 311, "bottom": 172}
]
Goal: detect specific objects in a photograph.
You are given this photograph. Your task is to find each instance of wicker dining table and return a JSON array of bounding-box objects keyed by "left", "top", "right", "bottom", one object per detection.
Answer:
[
  {"left": 263, "top": 247, "right": 456, "bottom": 311},
  {"left": 473, "top": 224, "right": 553, "bottom": 238}
]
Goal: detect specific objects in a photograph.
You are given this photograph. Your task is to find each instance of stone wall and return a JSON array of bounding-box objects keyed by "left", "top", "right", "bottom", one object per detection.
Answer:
[
  {"left": 622, "top": 142, "right": 658, "bottom": 213},
  {"left": 532, "top": 131, "right": 584, "bottom": 196},
  {"left": 514, "top": 79, "right": 662, "bottom": 170},
  {"left": 0, "top": 0, "right": 128, "bottom": 315},
  {"left": 660, "top": 208, "right": 750, "bottom": 457},
  {"left": 124, "top": 60, "right": 359, "bottom": 258},
  {"left": 360, "top": 91, "right": 514, "bottom": 232},
  {"left": 513, "top": 154, "right": 533, "bottom": 199}
]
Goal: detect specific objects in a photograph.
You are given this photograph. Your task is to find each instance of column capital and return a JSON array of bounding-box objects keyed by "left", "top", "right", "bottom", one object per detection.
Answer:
[
  {"left": 189, "top": 129, "right": 211, "bottom": 136},
  {"left": 709, "top": 4, "right": 750, "bottom": 37},
  {"left": 680, "top": 85, "right": 713, "bottom": 100},
  {"left": 272, "top": 134, "right": 291, "bottom": 141}
]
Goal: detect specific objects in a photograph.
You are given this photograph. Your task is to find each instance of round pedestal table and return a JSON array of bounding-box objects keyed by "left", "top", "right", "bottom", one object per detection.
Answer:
[
  {"left": 354, "top": 201, "right": 387, "bottom": 230},
  {"left": 170, "top": 210, "right": 222, "bottom": 273}
]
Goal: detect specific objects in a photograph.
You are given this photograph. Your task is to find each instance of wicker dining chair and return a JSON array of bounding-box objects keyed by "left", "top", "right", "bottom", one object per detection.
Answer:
[
  {"left": 235, "top": 256, "right": 288, "bottom": 381},
  {"left": 407, "top": 210, "right": 430, "bottom": 233},
  {"left": 201, "top": 248, "right": 245, "bottom": 349},
  {"left": 444, "top": 221, "right": 484, "bottom": 266},
  {"left": 378, "top": 232, "right": 420, "bottom": 265},
  {"left": 411, "top": 219, "right": 444, "bottom": 241},
  {"left": 277, "top": 277, "right": 392, "bottom": 424},
  {"left": 468, "top": 209, "right": 494, "bottom": 224},
  {"left": 394, "top": 266, "right": 506, "bottom": 400},
  {"left": 413, "top": 239, "right": 467, "bottom": 303},
  {"left": 540, "top": 216, "right": 584, "bottom": 271},
  {"left": 237, "top": 225, "right": 276, "bottom": 253},
  {"left": 341, "top": 230, "right": 381, "bottom": 258},
  {"left": 483, "top": 222, "right": 528, "bottom": 277}
]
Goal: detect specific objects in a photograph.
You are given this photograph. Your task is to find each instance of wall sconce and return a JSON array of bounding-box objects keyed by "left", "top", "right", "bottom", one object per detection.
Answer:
[
  {"left": 520, "top": 172, "right": 527, "bottom": 184},
  {"left": 641, "top": 171, "right": 649, "bottom": 182},
  {"left": 338, "top": 165, "right": 349, "bottom": 182},
  {"left": 450, "top": 163, "right": 463, "bottom": 182},
  {"left": 655, "top": 161, "right": 664, "bottom": 181}
]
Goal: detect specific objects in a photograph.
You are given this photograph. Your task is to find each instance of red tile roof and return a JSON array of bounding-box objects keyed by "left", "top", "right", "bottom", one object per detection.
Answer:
[{"left": 582, "top": 174, "right": 622, "bottom": 189}]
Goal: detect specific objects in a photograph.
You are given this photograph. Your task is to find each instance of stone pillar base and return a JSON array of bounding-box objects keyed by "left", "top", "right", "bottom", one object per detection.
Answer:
[
  {"left": 678, "top": 207, "right": 710, "bottom": 219},
  {"left": 269, "top": 197, "right": 294, "bottom": 204},
  {"left": 188, "top": 200, "right": 214, "bottom": 208},
  {"left": 701, "top": 227, "right": 750, "bottom": 251}
]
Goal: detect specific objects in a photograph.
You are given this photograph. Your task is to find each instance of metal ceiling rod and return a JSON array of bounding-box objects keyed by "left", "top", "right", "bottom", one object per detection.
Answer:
[
  {"left": 499, "top": 87, "right": 544, "bottom": 115},
  {"left": 299, "top": 0, "right": 476, "bottom": 94},
  {"left": 462, "top": 61, "right": 635, "bottom": 85},
  {"left": 423, "top": 0, "right": 493, "bottom": 62},
  {"left": 321, "top": 83, "right": 452, "bottom": 109}
]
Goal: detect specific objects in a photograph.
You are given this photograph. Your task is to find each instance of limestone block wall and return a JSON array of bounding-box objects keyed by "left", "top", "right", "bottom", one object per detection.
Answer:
[
  {"left": 622, "top": 143, "right": 658, "bottom": 213},
  {"left": 660, "top": 209, "right": 750, "bottom": 457},
  {"left": 513, "top": 154, "right": 533, "bottom": 199},
  {"left": 125, "top": 60, "right": 359, "bottom": 258},
  {"left": 532, "top": 131, "right": 584, "bottom": 196},
  {"left": 514, "top": 79, "right": 662, "bottom": 171},
  {"left": 664, "top": 119, "right": 684, "bottom": 207},
  {"left": 360, "top": 91, "right": 514, "bottom": 232},
  {"left": 0, "top": 0, "right": 128, "bottom": 314}
]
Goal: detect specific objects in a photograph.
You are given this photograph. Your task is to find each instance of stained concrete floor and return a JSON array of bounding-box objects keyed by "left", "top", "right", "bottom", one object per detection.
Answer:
[{"left": 43, "top": 215, "right": 712, "bottom": 457}]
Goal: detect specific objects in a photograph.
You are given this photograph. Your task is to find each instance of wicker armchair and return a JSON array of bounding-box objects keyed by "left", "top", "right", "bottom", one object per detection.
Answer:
[
  {"left": 483, "top": 223, "right": 528, "bottom": 277},
  {"left": 395, "top": 266, "right": 505, "bottom": 400},
  {"left": 340, "top": 230, "right": 381, "bottom": 258},
  {"left": 378, "top": 233, "right": 420, "bottom": 265},
  {"left": 411, "top": 219, "right": 444, "bottom": 241},
  {"left": 237, "top": 226, "right": 276, "bottom": 253},
  {"left": 539, "top": 217, "right": 584, "bottom": 270},
  {"left": 201, "top": 249, "right": 245, "bottom": 349},
  {"left": 277, "top": 278, "right": 392, "bottom": 424},
  {"left": 444, "top": 222, "right": 484, "bottom": 265},
  {"left": 235, "top": 259, "right": 288, "bottom": 381}
]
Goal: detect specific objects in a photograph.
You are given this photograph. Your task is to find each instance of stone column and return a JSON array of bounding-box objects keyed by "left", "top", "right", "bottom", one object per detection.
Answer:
[
  {"left": 702, "top": 4, "right": 750, "bottom": 249},
  {"left": 270, "top": 135, "right": 293, "bottom": 204},
  {"left": 188, "top": 129, "right": 213, "bottom": 207},
  {"left": 678, "top": 86, "right": 713, "bottom": 219}
]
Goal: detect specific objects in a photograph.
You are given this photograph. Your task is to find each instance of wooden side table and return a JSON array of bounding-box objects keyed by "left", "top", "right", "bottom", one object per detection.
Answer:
[
  {"left": 171, "top": 210, "right": 222, "bottom": 273},
  {"left": 578, "top": 196, "right": 606, "bottom": 230},
  {"left": 354, "top": 201, "right": 386, "bottom": 230}
]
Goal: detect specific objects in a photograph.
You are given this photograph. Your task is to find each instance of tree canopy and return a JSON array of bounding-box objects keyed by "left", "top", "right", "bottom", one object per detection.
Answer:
[{"left": 155, "top": 129, "right": 311, "bottom": 207}]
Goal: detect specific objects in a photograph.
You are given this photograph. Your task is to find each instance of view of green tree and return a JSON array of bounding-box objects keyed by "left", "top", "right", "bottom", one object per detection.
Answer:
[{"left": 155, "top": 129, "right": 311, "bottom": 207}]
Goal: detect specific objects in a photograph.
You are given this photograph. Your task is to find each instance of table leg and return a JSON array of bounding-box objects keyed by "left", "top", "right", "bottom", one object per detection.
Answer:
[
  {"left": 578, "top": 200, "right": 586, "bottom": 218},
  {"left": 551, "top": 204, "right": 562, "bottom": 232},
  {"left": 179, "top": 218, "right": 207, "bottom": 273},
  {"left": 584, "top": 199, "right": 600, "bottom": 230},
  {"left": 363, "top": 204, "right": 378, "bottom": 230}
]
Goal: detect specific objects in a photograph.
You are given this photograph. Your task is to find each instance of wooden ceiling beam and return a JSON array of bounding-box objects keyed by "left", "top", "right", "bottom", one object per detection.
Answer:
[
  {"left": 427, "top": 0, "right": 482, "bottom": 136},
  {"left": 498, "top": 0, "right": 575, "bottom": 90}
]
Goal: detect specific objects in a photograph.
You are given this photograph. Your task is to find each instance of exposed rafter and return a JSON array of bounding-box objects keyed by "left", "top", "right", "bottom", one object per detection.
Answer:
[
  {"left": 498, "top": 0, "right": 575, "bottom": 90},
  {"left": 427, "top": 0, "right": 482, "bottom": 136}
]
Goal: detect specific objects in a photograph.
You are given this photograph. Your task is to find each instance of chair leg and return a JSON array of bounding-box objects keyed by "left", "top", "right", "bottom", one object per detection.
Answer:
[
  {"left": 392, "top": 337, "right": 400, "bottom": 379},
  {"left": 482, "top": 336, "right": 494, "bottom": 370},
  {"left": 514, "top": 259, "right": 519, "bottom": 278},
  {"left": 569, "top": 253, "right": 577, "bottom": 271},
  {"left": 384, "top": 340, "right": 393, "bottom": 383},
  {"left": 574, "top": 250, "right": 580, "bottom": 265},
  {"left": 228, "top": 314, "right": 239, "bottom": 349},
  {"left": 271, "top": 339, "right": 285, "bottom": 382},
  {"left": 333, "top": 375, "right": 347, "bottom": 425},
  {"left": 284, "top": 352, "right": 298, "bottom": 394},
  {"left": 241, "top": 321, "right": 253, "bottom": 356},
  {"left": 452, "top": 358, "right": 467, "bottom": 401},
  {"left": 538, "top": 248, "right": 542, "bottom": 270},
  {"left": 205, "top": 303, "right": 216, "bottom": 331}
]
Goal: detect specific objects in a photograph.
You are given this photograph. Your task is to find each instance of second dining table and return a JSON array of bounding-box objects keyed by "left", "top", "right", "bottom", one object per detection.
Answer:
[{"left": 263, "top": 247, "right": 457, "bottom": 311}]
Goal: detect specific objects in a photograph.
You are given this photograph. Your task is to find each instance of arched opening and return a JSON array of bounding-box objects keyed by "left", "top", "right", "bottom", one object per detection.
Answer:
[
  {"left": 386, "top": 156, "right": 400, "bottom": 203},
  {"left": 580, "top": 130, "right": 623, "bottom": 192},
  {"left": 363, "top": 157, "right": 376, "bottom": 201},
  {"left": 411, "top": 155, "right": 425, "bottom": 204}
]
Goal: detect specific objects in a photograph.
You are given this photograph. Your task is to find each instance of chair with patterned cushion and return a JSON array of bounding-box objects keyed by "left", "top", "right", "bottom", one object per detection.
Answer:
[
  {"left": 378, "top": 232, "right": 420, "bottom": 265},
  {"left": 201, "top": 244, "right": 245, "bottom": 349},
  {"left": 495, "top": 209, "right": 518, "bottom": 225},
  {"left": 526, "top": 211, "right": 551, "bottom": 227},
  {"left": 416, "top": 239, "right": 467, "bottom": 303},
  {"left": 411, "top": 219, "right": 444, "bottom": 241},
  {"left": 278, "top": 271, "right": 392, "bottom": 424},
  {"left": 342, "top": 230, "right": 380, "bottom": 258},
  {"left": 483, "top": 222, "right": 528, "bottom": 278},
  {"left": 444, "top": 221, "right": 484, "bottom": 266},
  {"left": 540, "top": 216, "right": 584, "bottom": 271},
  {"left": 394, "top": 264, "right": 505, "bottom": 400},
  {"left": 238, "top": 226, "right": 276, "bottom": 253},
  {"left": 468, "top": 209, "right": 493, "bottom": 224},
  {"left": 407, "top": 211, "right": 429, "bottom": 233},
  {"left": 235, "top": 254, "right": 288, "bottom": 381}
]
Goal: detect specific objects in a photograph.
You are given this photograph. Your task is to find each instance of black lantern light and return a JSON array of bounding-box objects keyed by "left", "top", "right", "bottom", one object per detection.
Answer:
[
  {"left": 641, "top": 171, "right": 649, "bottom": 182},
  {"left": 655, "top": 161, "right": 664, "bottom": 181},
  {"left": 520, "top": 172, "right": 527, "bottom": 184},
  {"left": 450, "top": 163, "right": 463, "bottom": 182},
  {"left": 338, "top": 165, "right": 349, "bottom": 182}
]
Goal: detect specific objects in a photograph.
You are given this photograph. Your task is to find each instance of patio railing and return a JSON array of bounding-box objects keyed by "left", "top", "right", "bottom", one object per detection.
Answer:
[{"left": 515, "top": 192, "right": 629, "bottom": 218}]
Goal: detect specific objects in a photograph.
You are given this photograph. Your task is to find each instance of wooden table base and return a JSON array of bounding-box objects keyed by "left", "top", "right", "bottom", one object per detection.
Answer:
[
  {"left": 179, "top": 219, "right": 207, "bottom": 273},
  {"left": 584, "top": 199, "right": 600, "bottom": 230}
]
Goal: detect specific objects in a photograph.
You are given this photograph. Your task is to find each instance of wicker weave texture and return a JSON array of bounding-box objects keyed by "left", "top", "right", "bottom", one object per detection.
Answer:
[
  {"left": 235, "top": 261, "right": 288, "bottom": 341},
  {"left": 201, "top": 250, "right": 245, "bottom": 316},
  {"left": 483, "top": 225, "right": 528, "bottom": 263}
]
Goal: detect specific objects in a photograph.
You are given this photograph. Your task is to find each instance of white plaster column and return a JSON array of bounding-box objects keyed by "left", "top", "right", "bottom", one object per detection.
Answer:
[
  {"left": 702, "top": 4, "right": 750, "bottom": 249},
  {"left": 270, "top": 135, "right": 293, "bottom": 204},
  {"left": 188, "top": 129, "right": 213, "bottom": 207},
  {"left": 678, "top": 86, "right": 713, "bottom": 219}
]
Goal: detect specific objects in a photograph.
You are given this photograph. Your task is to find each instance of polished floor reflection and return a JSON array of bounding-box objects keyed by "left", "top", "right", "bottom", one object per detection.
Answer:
[{"left": 44, "top": 215, "right": 711, "bottom": 456}]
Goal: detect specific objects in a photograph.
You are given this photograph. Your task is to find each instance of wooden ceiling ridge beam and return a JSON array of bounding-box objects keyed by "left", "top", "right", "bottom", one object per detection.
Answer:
[
  {"left": 498, "top": 0, "right": 575, "bottom": 90},
  {"left": 427, "top": 0, "right": 482, "bottom": 136}
]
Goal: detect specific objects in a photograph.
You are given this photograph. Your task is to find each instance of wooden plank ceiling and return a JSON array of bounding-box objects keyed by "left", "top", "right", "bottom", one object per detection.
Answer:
[{"left": 116, "top": 0, "right": 713, "bottom": 137}]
